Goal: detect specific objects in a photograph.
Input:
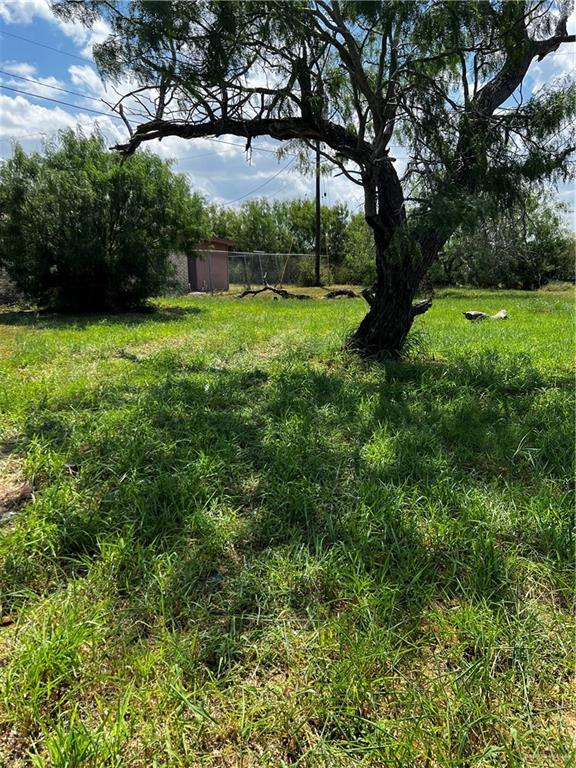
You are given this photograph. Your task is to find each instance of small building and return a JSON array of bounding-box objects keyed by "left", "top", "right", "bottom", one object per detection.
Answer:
[
  {"left": 170, "top": 237, "right": 235, "bottom": 293},
  {"left": 190, "top": 237, "right": 235, "bottom": 292}
]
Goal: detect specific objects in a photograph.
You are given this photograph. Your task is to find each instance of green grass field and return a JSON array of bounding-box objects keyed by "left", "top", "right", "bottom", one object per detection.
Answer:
[{"left": 0, "top": 287, "right": 574, "bottom": 767}]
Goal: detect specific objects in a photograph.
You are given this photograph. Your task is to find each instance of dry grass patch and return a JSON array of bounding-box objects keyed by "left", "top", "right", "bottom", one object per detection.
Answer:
[{"left": 0, "top": 439, "right": 32, "bottom": 522}]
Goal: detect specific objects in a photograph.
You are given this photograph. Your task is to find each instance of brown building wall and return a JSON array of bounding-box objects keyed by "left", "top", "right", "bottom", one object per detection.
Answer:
[
  {"left": 169, "top": 240, "right": 234, "bottom": 293},
  {"left": 190, "top": 250, "right": 229, "bottom": 292},
  {"left": 189, "top": 239, "right": 234, "bottom": 292}
]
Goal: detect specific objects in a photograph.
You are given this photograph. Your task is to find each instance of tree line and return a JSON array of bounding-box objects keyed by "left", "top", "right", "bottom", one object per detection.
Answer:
[
  {"left": 207, "top": 193, "right": 573, "bottom": 290},
  {"left": 0, "top": 131, "right": 572, "bottom": 312}
]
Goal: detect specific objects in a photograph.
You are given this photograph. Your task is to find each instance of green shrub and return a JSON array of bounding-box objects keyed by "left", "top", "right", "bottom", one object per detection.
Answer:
[
  {"left": 433, "top": 192, "right": 574, "bottom": 289},
  {"left": 0, "top": 130, "right": 206, "bottom": 312},
  {"left": 335, "top": 212, "right": 376, "bottom": 285}
]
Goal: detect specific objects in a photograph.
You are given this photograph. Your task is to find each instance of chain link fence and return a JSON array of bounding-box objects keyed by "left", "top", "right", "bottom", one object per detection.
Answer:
[{"left": 228, "top": 251, "right": 332, "bottom": 288}]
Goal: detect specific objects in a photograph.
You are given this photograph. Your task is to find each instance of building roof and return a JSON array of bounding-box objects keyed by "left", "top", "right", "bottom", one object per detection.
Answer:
[{"left": 199, "top": 237, "right": 236, "bottom": 248}]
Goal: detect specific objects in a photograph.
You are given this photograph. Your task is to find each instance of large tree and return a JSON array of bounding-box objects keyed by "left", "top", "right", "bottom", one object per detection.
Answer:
[{"left": 55, "top": 0, "right": 575, "bottom": 353}]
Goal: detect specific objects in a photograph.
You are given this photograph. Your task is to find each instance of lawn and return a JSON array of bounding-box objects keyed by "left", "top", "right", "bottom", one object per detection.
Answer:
[{"left": 0, "top": 287, "right": 574, "bottom": 767}]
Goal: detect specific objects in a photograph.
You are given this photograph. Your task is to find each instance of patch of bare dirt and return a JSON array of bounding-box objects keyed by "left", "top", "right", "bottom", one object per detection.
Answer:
[
  {"left": 0, "top": 438, "right": 32, "bottom": 520},
  {"left": 0, "top": 724, "right": 29, "bottom": 768},
  {"left": 0, "top": 480, "right": 32, "bottom": 518}
]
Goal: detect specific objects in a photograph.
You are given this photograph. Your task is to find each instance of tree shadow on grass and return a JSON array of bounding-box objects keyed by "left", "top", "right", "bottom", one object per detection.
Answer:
[
  {"left": 4, "top": 350, "right": 573, "bottom": 649},
  {"left": 0, "top": 305, "right": 203, "bottom": 330},
  {"left": 1, "top": 346, "right": 573, "bottom": 768}
]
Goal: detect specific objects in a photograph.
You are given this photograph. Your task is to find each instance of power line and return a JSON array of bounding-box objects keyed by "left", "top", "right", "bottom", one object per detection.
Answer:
[
  {"left": 0, "top": 29, "right": 93, "bottom": 64},
  {"left": 171, "top": 148, "right": 242, "bottom": 161},
  {"left": 0, "top": 84, "right": 123, "bottom": 119},
  {"left": 205, "top": 136, "right": 283, "bottom": 155},
  {"left": 0, "top": 69, "right": 106, "bottom": 104},
  {"left": 223, "top": 158, "right": 296, "bottom": 205}
]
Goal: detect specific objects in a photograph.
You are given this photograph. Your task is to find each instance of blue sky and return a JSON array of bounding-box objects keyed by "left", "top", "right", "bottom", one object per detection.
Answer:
[
  {"left": 0, "top": 0, "right": 574, "bottom": 225},
  {"left": 0, "top": 0, "right": 331, "bottom": 209}
]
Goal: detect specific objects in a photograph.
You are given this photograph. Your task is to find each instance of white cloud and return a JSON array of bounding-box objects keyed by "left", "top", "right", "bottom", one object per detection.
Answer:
[
  {"left": 68, "top": 64, "right": 106, "bottom": 96},
  {"left": 1, "top": 61, "right": 38, "bottom": 77},
  {"left": 56, "top": 16, "right": 112, "bottom": 59},
  {"left": 0, "top": 0, "right": 52, "bottom": 25},
  {"left": 0, "top": 61, "right": 68, "bottom": 99},
  {"left": 0, "top": 0, "right": 112, "bottom": 59},
  {"left": 0, "top": 93, "right": 125, "bottom": 145}
]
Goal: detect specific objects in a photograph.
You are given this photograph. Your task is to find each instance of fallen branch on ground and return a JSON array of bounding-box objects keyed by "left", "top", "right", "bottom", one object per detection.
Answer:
[
  {"left": 411, "top": 298, "right": 433, "bottom": 317},
  {"left": 237, "top": 283, "right": 311, "bottom": 300},
  {"left": 323, "top": 289, "right": 360, "bottom": 299}
]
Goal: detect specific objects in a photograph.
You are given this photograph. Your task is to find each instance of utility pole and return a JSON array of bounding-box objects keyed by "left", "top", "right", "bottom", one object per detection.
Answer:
[{"left": 314, "top": 140, "right": 321, "bottom": 286}]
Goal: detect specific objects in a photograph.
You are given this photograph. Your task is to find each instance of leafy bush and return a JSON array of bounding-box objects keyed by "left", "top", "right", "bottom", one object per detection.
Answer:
[
  {"left": 432, "top": 192, "right": 574, "bottom": 289},
  {"left": 0, "top": 130, "right": 206, "bottom": 312},
  {"left": 335, "top": 212, "right": 376, "bottom": 285},
  {"left": 296, "top": 255, "right": 334, "bottom": 286}
]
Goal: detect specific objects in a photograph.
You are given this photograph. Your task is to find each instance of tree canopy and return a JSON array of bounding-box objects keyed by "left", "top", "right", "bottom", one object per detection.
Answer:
[
  {"left": 0, "top": 130, "right": 206, "bottom": 312},
  {"left": 54, "top": 0, "right": 575, "bottom": 352}
]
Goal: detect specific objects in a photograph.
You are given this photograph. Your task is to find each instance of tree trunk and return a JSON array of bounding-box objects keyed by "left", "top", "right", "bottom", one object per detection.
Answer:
[
  {"left": 348, "top": 269, "right": 419, "bottom": 355},
  {"left": 348, "top": 164, "right": 450, "bottom": 356},
  {"left": 349, "top": 220, "right": 448, "bottom": 356}
]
